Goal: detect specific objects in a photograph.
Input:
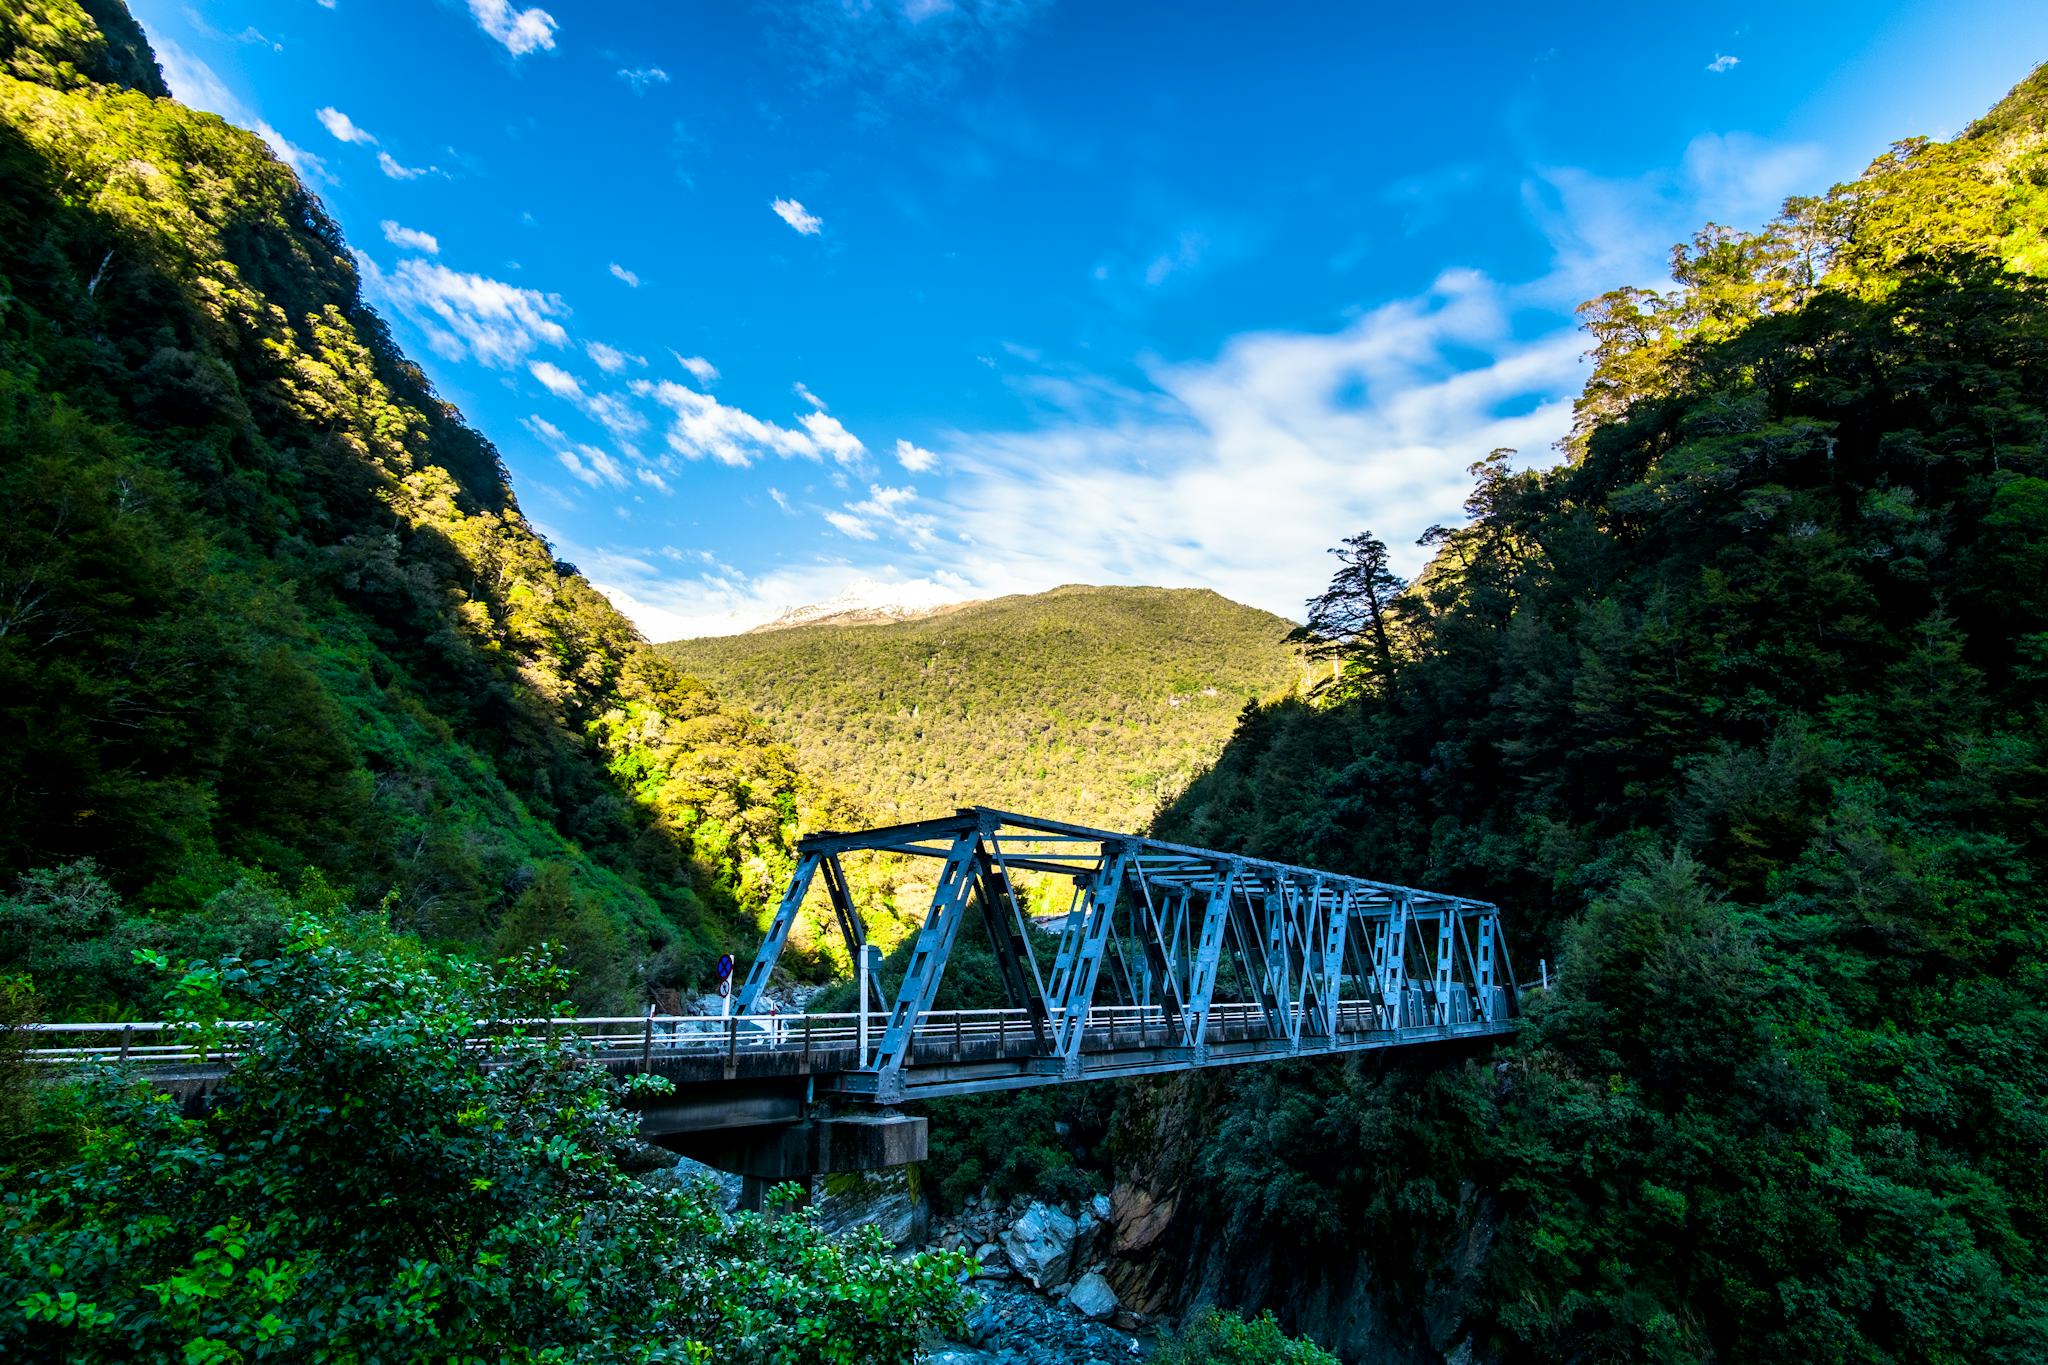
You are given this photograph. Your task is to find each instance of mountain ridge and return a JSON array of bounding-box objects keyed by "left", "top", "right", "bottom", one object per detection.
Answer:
[{"left": 662, "top": 584, "right": 1307, "bottom": 832}]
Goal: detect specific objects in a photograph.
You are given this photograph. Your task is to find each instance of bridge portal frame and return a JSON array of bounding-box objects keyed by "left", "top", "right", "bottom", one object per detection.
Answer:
[{"left": 736, "top": 807, "right": 1518, "bottom": 1104}]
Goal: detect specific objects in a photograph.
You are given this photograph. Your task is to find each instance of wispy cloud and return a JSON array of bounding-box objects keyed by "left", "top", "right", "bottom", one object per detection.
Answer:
[
  {"left": 824, "top": 483, "right": 936, "bottom": 546},
  {"left": 1706, "top": 54, "right": 1740, "bottom": 73},
  {"left": 381, "top": 220, "right": 440, "bottom": 254},
  {"left": 771, "top": 198, "right": 823, "bottom": 235},
  {"left": 895, "top": 439, "right": 938, "bottom": 472},
  {"left": 357, "top": 254, "right": 568, "bottom": 366},
  {"left": 632, "top": 380, "right": 867, "bottom": 468},
  {"left": 529, "top": 361, "right": 647, "bottom": 437},
  {"left": 609, "top": 262, "right": 642, "bottom": 287},
  {"left": 586, "top": 341, "right": 647, "bottom": 374},
  {"left": 468, "top": 0, "right": 557, "bottom": 56},
  {"left": 377, "top": 150, "right": 437, "bottom": 180},
  {"left": 315, "top": 106, "right": 376, "bottom": 144},
  {"left": 617, "top": 66, "right": 670, "bottom": 93},
  {"left": 672, "top": 353, "right": 720, "bottom": 385}
]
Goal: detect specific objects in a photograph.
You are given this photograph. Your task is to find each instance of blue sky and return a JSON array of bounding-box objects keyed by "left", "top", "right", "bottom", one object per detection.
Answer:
[{"left": 136, "top": 1, "right": 2048, "bottom": 636}]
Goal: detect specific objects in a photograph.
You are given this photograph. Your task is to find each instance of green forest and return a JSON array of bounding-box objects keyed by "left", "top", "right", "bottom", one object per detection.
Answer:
[
  {"left": 0, "top": 0, "right": 808, "bottom": 1016},
  {"left": 661, "top": 585, "right": 1303, "bottom": 832},
  {"left": 1114, "top": 58, "right": 2048, "bottom": 1365}
]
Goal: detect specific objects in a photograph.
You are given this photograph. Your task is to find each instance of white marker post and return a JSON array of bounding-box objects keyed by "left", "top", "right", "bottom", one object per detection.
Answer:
[{"left": 858, "top": 944, "right": 879, "bottom": 1067}]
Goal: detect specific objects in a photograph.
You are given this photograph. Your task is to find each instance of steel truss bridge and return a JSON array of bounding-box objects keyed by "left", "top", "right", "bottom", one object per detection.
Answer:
[
  {"left": 22, "top": 809, "right": 1520, "bottom": 1186},
  {"left": 736, "top": 806, "right": 1520, "bottom": 1103}
]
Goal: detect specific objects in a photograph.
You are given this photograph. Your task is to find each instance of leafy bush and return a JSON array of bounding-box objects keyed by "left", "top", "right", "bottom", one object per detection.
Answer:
[
  {"left": 0, "top": 907, "right": 972, "bottom": 1361},
  {"left": 1155, "top": 1308, "right": 1339, "bottom": 1365}
]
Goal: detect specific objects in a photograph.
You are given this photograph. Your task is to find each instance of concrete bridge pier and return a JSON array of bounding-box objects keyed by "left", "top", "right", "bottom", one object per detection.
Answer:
[{"left": 655, "top": 1110, "right": 928, "bottom": 1212}]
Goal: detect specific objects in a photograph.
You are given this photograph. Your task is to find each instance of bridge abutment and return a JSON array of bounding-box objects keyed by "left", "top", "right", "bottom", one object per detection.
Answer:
[{"left": 655, "top": 1110, "right": 928, "bottom": 1211}]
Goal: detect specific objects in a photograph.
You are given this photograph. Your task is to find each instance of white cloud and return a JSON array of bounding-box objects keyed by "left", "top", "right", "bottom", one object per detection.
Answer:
[
  {"left": 801, "top": 411, "right": 866, "bottom": 466},
  {"left": 380, "top": 220, "right": 440, "bottom": 254},
  {"left": 468, "top": 0, "right": 558, "bottom": 55},
  {"left": 617, "top": 67, "right": 670, "bottom": 93},
  {"left": 1706, "top": 54, "right": 1740, "bottom": 73},
  {"left": 523, "top": 414, "right": 567, "bottom": 444},
  {"left": 824, "top": 509, "right": 878, "bottom": 540},
  {"left": 826, "top": 483, "right": 936, "bottom": 546},
  {"left": 771, "top": 198, "right": 823, "bottom": 235},
  {"left": 673, "top": 353, "right": 720, "bottom": 384},
  {"left": 769, "top": 487, "right": 794, "bottom": 513},
  {"left": 633, "top": 380, "right": 868, "bottom": 468},
  {"left": 529, "top": 361, "right": 647, "bottom": 437},
  {"left": 793, "top": 381, "right": 826, "bottom": 409},
  {"left": 315, "top": 106, "right": 376, "bottom": 144},
  {"left": 378, "top": 150, "right": 434, "bottom": 180},
  {"left": 358, "top": 255, "right": 568, "bottom": 366},
  {"left": 529, "top": 360, "right": 584, "bottom": 399},
  {"left": 557, "top": 444, "right": 628, "bottom": 489},
  {"left": 895, "top": 438, "right": 938, "bottom": 472},
  {"left": 586, "top": 341, "right": 647, "bottom": 374},
  {"left": 609, "top": 262, "right": 641, "bottom": 287},
  {"left": 637, "top": 467, "right": 672, "bottom": 493}
]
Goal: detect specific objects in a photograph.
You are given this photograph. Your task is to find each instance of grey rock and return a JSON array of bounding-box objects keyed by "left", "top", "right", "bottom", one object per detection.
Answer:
[
  {"left": 1001, "top": 1201, "right": 1080, "bottom": 1289},
  {"left": 1090, "top": 1193, "right": 1113, "bottom": 1221},
  {"left": 1068, "top": 1272, "right": 1120, "bottom": 1320}
]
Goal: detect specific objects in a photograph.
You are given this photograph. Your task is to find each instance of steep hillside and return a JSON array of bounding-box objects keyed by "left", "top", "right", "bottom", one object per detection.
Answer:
[
  {"left": 662, "top": 585, "right": 1304, "bottom": 831},
  {"left": 0, "top": 2, "right": 799, "bottom": 1012},
  {"left": 1098, "top": 62, "right": 2048, "bottom": 1365}
]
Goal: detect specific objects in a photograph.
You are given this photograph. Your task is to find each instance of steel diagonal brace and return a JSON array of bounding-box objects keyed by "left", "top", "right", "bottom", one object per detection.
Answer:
[
  {"left": 736, "top": 851, "right": 820, "bottom": 1015},
  {"left": 1131, "top": 864, "right": 1190, "bottom": 1043},
  {"left": 819, "top": 854, "right": 887, "bottom": 1016},
  {"left": 1049, "top": 842, "right": 1134, "bottom": 1074},
  {"left": 866, "top": 831, "right": 982, "bottom": 1102},
  {"left": 972, "top": 841, "right": 1053, "bottom": 1052},
  {"left": 1182, "top": 863, "right": 1237, "bottom": 1056}
]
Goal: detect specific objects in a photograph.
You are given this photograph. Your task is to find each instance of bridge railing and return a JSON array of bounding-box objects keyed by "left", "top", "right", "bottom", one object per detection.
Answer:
[{"left": 15, "top": 999, "right": 1433, "bottom": 1070}]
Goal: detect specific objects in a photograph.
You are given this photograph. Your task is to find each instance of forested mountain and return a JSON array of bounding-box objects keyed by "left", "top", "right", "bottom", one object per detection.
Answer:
[
  {"left": 1099, "top": 61, "right": 2048, "bottom": 1365},
  {"left": 0, "top": 2, "right": 801, "bottom": 1012},
  {"left": 661, "top": 585, "right": 1303, "bottom": 831}
]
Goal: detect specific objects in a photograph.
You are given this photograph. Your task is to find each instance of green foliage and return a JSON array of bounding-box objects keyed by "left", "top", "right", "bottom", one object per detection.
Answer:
[
  {"left": 660, "top": 585, "right": 1303, "bottom": 831},
  {"left": 1141, "top": 57, "right": 2048, "bottom": 1365},
  {"left": 1155, "top": 1308, "right": 1339, "bottom": 1365},
  {"left": 0, "top": 0, "right": 803, "bottom": 1011},
  {"left": 0, "top": 905, "right": 973, "bottom": 1362}
]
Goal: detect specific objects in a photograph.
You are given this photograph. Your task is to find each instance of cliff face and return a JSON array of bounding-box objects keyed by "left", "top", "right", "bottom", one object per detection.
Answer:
[{"left": 1102, "top": 1069, "right": 1495, "bottom": 1365}]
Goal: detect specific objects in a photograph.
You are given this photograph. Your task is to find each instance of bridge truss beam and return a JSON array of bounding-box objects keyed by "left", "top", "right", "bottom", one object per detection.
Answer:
[{"left": 738, "top": 807, "right": 1518, "bottom": 1104}]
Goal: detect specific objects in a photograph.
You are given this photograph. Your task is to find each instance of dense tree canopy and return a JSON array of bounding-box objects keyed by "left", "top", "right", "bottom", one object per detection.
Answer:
[
  {"left": 0, "top": 0, "right": 807, "bottom": 1013},
  {"left": 0, "top": 898, "right": 973, "bottom": 1362}
]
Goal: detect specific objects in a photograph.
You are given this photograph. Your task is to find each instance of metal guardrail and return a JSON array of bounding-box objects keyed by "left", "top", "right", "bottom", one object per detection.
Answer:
[{"left": 18, "top": 999, "right": 1431, "bottom": 1070}]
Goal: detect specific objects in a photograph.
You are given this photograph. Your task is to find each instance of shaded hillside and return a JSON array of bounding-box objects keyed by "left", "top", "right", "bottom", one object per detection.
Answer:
[
  {"left": 1100, "top": 61, "right": 2048, "bottom": 1365},
  {"left": 662, "top": 585, "right": 1304, "bottom": 831},
  {"left": 0, "top": 2, "right": 799, "bottom": 1012}
]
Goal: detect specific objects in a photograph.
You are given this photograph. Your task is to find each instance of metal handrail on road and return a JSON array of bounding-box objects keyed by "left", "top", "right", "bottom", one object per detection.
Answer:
[{"left": 17, "top": 1000, "right": 1407, "bottom": 1069}]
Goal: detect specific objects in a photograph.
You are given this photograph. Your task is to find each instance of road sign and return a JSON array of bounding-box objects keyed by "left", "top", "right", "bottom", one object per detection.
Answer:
[
  {"left": 717, "top": 979, "right": 731, "bottom": 998},
  {"left": 715, "top": 953, "right": 735, "bottom": 981}
]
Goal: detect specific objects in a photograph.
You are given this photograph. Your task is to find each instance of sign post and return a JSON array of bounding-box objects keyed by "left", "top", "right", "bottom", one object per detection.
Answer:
[{"left": 716, "top": 953, "right": 735, "bottom": 1018}]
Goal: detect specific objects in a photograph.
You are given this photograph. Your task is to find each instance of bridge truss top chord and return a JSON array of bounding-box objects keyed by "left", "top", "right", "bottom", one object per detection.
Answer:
[{"left": 737, "top": 806, "right": 1519, "bottom": 1103}]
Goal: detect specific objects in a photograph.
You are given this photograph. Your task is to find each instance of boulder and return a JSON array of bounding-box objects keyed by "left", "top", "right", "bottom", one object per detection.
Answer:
[
  {"left": 1067, "top": 1271, "right": 1120, "bottom": 1320},
  {"left": 1001, "top": 1201, "right": 1080, "bottom": 1289}
]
